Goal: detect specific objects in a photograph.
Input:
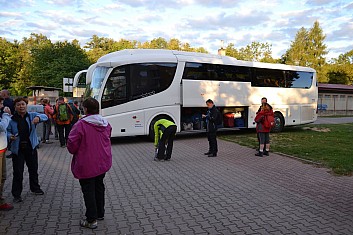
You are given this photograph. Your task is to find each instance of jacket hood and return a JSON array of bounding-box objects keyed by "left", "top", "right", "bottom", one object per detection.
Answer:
[{"left": 82, "top": 114, "right": 109, "bottom": 128}]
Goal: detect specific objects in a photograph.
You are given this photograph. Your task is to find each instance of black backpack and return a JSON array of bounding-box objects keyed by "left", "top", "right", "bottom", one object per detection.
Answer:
[{"left": 215, "top": 108, "right": 223, "bottom": 126}]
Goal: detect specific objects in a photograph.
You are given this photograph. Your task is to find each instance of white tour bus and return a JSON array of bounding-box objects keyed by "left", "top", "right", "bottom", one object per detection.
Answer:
[{"left": 81, "top": 49, "right": 318, "bottom": 138}]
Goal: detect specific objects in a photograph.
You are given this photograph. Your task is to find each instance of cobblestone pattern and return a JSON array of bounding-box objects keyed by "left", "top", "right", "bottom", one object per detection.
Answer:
[{"left": 0, "top": 136, "right": 352, "bottom": 234}]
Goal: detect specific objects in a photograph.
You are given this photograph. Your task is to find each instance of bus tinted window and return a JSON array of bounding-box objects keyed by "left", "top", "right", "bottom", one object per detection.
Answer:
[
  {"left": 183, "top": 63, "right": 251, "bottom": 82},
  {"left": 101, "top": 63, "right": 176, "bottom": 109},
  {"left": 253, "top": 68, "right": 285, "bottom": 87},
  {"left": 101, "top": 66, "right": 128, "bottom": 109},
  {"left": 286, "top": 71, "right": 313, "bottom": 88},
  {"left": 130, "top": 63, "right": 177, "bottom": 100}
]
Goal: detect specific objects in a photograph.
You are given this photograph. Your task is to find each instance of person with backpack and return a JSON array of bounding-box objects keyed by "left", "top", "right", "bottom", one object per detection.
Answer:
[
  {"left": 254, "top": 103, "right": 274, "bottom": 157},
  {"left": 153, "top": 119, "right": 177, "bottom": 161},
  {"left": 68, "top": 100, "right": 81, "bottom": 126},
  {"left": 202, "top": 99, "right": 222, "bottom": 157},
  {"left": 256, "top": 97, "right": 268, "bottom": 151},
  {"left": 53, "top": 97, "right": 73, "bottom": 148}
]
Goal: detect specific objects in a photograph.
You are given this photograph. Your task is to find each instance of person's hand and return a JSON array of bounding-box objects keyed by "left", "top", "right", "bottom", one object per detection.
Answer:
[
  {"left": 10, "top": 135, "right": 17, "bottom": 141},
  {"left": 3, "top": 107, "right": 11, "bottom": 115},
  {"left": 202, "top": 114, "right": 206, "bottom": 118},
  {"left": 32, "top": 116, "right": 40, "bottom": 124}
]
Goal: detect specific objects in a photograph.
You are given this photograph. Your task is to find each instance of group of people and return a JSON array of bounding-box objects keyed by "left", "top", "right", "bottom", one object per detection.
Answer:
[
  {"left": 0, "top": 88, "right": 275, "bottom": 229},
  {"left": 39, "top": 97, "right": 81, "bottom": 147},
  {"left": 0, "top": 92, "right": 112, "bottom": 229},
  {"left": 0, "top": 94, "right": 48, "bottom": 211},
  {"left": 153, "top": 97, "right": 275, "bottom": 161}
]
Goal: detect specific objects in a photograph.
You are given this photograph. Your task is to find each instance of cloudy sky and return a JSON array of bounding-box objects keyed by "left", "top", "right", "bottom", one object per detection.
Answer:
[{"left": 0, "top": 0, "right": 352, "bottom": 59}]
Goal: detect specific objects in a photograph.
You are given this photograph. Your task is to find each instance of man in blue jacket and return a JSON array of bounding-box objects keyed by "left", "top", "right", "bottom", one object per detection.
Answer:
[{"left": 7, "top": 98, "right": 48, "bottom": 203}]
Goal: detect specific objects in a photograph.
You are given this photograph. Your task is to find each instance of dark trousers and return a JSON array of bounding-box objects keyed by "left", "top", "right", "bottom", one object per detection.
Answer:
[
  {"left": 79, "top": 173, "right": 106, "bottom": 223},
  {"left": 12, "top": 146, "right": 41, "bottom": 198},
  {"left": 43, "top": 120, "right": 51, "bottom": 141},
  {"left": 157, "top": 125, "right": 177, "bottom": 160},
  {"left": 57, "top": 124, "right": 71, "bottom": 146},
  {"left": 207, "top": 131, "right": 218, "bottom": 154}
]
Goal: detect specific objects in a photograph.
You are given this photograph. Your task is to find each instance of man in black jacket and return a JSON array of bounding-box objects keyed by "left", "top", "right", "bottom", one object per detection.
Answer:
[{"left": 202, "top": 99, "right": 221, "bottom": 157}]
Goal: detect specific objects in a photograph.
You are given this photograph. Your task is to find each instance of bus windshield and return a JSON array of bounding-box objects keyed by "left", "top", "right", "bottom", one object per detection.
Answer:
[{"left": 85, "top": 66, "right": 109, "bottom": 99}]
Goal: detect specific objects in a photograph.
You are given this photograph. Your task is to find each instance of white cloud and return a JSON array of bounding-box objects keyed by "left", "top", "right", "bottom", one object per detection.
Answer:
[
  {"left": 305, "top": 0, "right": 333, "bottom": 5},
  {"left": 327, "top": 21, "right": 353, "bottom": 41},
  {"left": 26, "top": 21, "right": 59, "bottom": 30},
  {"left": 67, "top": 28, "right": 109, "bottom": 37},
  {"left": 0, "top": 12, "right": 22, "bottom": 17},
  {"left": 0, "top": 0, "right": 351, "bottom": 60},
  {"left": 185, "top": 11, "right": 271, "bottom": 31}
]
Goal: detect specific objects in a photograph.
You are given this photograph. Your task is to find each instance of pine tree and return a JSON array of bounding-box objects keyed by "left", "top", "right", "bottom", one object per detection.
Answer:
[
  {"left": 282, "top": 21, "right": 328, "bottom": 82},
  {"left": 282, "top": 27, "right": 309, "bottom": 66}
]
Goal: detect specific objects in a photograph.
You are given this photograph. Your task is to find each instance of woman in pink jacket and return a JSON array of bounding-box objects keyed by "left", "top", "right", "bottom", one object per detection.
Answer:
[{"left": 67, "top": 98, "right": 112, "bottom": 229}]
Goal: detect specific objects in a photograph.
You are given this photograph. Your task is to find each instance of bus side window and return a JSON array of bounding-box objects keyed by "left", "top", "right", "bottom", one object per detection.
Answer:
[
  {"left": 130, "top": 63, "right": 176, "bottom": 100},
  {"left": 252, "top": 68, "right": 285, "bottom": 87},
  {"left": 286, "top": 71, "right": 313, "bottom": 88}
]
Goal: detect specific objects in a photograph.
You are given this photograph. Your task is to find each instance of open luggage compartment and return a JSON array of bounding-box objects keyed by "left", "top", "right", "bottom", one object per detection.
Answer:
[{"left": 181, "top": 106, "right": 248, "bottom": 132}]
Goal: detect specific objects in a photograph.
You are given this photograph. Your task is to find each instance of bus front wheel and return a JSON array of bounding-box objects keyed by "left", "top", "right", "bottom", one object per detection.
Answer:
[{"left": 272, "top": 112, "right": 284, "bottom": 133}]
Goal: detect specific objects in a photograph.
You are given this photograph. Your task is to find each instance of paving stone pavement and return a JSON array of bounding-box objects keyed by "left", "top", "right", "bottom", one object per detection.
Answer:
[{"left": 0, "top": 135, "right": 352, "bottom": 235}]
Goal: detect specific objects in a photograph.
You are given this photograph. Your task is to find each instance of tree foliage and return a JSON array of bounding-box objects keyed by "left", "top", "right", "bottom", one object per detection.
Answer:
[
  {"left": 326, "top": 49, "right": 353, "bottom": 84},
  {"left": 0, "top": 27, "right": 352, "bottom": 96},
  {"left": 31, "top": 41, "right": 91, "bottom": 88},
  {"left": 225, "top": 42, "right": 277, "bottom": 63},
  {"left": 282, "top": 21, "right": 328, "bottom": 82}
]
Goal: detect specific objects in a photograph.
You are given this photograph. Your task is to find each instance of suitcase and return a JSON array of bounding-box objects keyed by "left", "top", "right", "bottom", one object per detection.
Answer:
[
  {"left": 223, "top": 113, "right": 235, "bottom": 127},
  {"left": 182, "top": 122, "right": 193, "bottom": 131},
  {"left": 192, "top": 114, "right": 202, "bottom": 130},
  {"left": 235, "top": 118, "right": 245, "bottom": 127}
]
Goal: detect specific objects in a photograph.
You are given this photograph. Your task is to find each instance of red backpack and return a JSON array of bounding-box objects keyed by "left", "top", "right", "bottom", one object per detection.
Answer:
[{"left": 264, "top": 114, "right": 275, "bottom": 129}]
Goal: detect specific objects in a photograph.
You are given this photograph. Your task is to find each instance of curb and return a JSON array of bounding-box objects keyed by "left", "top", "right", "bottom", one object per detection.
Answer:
[{"left": 275, "top": 152, "right": 323, "bottom": 166}]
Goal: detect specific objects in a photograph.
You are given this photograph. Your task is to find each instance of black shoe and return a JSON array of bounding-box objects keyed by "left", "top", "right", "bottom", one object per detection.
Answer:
[
  {"left": 13, "top": 197, "right": 23, "bottom": 203},
  {"left": 204, "top": 152, "right": 211, "bottom": 155},
  {"left": 32, "top": 189, "right": 44, "bottom": 195},
  {"left": 208, "top": 153, "right": 217, "bottom": 157},
  {"left": 165, "top": 158, "right": 171, "bottom": 161},
  {"left": 263, "top": 151, "right": 269, "bottom": 156},
  {"left": 80, "top": 219, "right": 97, "bottom": 229},
  {"left": 255, "top": 152, "right": 264, "bottom": 157},
  {"left": 97, "top": 217, "right": 104, "bottom": 221}
]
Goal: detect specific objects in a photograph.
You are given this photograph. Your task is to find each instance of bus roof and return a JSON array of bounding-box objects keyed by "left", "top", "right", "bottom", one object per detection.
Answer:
[{"left": 95, "top": 49, "right": 316, "bottom": 73}]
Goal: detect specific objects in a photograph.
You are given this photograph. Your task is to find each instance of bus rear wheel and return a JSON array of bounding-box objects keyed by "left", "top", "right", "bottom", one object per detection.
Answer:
[
  {"left": 272, "top": 112, "right": 284, "bottom": 133},
  {"left": 148, "top": 115, "right": 173, "bottom": 141}
]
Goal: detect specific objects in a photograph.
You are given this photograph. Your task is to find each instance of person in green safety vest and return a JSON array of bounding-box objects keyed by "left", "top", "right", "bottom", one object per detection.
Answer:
[{"left": 153, "top": 119, "right": 177, "bottom": 161}]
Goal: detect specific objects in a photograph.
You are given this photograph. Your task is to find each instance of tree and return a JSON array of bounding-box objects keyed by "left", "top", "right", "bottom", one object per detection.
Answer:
[
  {"left": 281, "top": 27, "right": 309, "bottom": 66},
  {"left": 282, "top": 21, "right": 328, "bottom": 82},
  {"left": 0, "top": 38, "right": 21, "bottom": 90},
  {"left": 12, "top": 33, "right": 52, "bottom": 95},
  {"left": 327, "top": 70, "right": 349, "bottom": 84},
  {"left": 31, "top": 41, "right": 91, "bottom": 88},
  {"left": 167, "top": 38, "right": 181, "bottom": 50},
  {"left": 225, "top": 42, "right": 276, "bottom": 62},
  {"left": 149, "top": 37, "right": 168, "bottom": 49},
  {"left": 326, "top": 49, "right": 353, "bottom": 84}
]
